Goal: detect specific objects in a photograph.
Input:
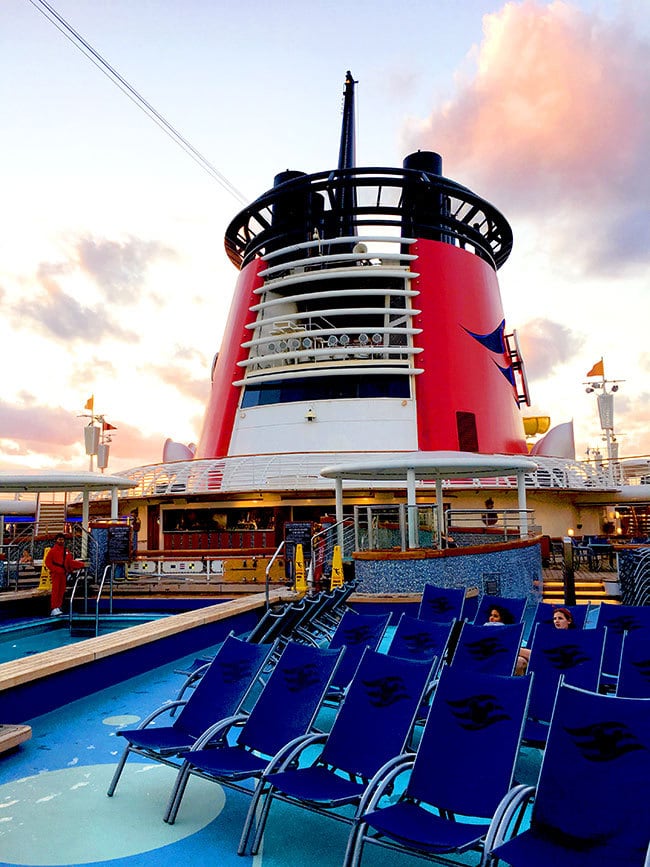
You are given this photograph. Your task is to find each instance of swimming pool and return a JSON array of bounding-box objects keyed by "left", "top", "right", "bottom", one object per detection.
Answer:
[{"left": 0, "top": 614, "right": 170, "bottom": 663}]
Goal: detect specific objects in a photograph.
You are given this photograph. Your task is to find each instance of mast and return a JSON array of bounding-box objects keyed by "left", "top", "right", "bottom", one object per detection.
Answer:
[
  {"left": 336, "top": 71, "right": 357, "bottom": 240},
  {"left": 337, "top": 70, "right": 356, "bottom": 170}
]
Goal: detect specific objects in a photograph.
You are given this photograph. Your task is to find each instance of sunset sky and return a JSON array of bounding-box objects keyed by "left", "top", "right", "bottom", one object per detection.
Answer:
[{"left": 1, "top": 0, "right": 648, "bottom": 473}]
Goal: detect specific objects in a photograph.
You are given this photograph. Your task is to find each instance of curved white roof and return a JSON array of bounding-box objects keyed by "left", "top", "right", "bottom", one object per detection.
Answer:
[
  {"left": 0, "top": 472, "right": 136, "bottom": 494},
  {"left": 320, "top": 451, "right": 537, "bottom": 481}
]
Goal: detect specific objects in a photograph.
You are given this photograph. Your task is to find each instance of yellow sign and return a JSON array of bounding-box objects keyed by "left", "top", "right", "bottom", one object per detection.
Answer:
[
  {"left": 39, "top": 547, "right": 52, "bottom": 591},
  {"left": 330, "top": 545, "right": 344, "bottom": 589},
  {"left": 294, "top": 543, "right": 307, "bottom": 596}
]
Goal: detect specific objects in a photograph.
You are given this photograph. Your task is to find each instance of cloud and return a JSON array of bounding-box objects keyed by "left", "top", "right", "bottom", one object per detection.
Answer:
[
  {"left": 144, "top": 362, "right": 210, "bottom": 404},
  {"left": 11, "top": 266, "right": 138, "bottom": 343},
  {"left": 98, "top": 422, "right": 165, "bottom": 463},
  {"left": 76, "top": 236, "right": 176, "bottom": 304},
  {"left": 68, "top": 358, "right": 118, "bottom": 391},
  {"left": 617, "top": 391, "right": 650, "bottom": 457},
  {"left": 0, "top": 398, "right": 165, "bottom": 470},
  {"left": 516, "top": 317, "right": 583, "bottom": 379},
  {"left": 0, "top": 400, "right": 81, "bottom": 450},
  {"left": 403, "top": 1, "right": 650, "bottom": 274}
]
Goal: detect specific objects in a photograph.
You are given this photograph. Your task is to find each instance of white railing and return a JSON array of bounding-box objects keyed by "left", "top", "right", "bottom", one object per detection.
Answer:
[{"left": 80, "top": 452, "right": 649, "bottom": 503}]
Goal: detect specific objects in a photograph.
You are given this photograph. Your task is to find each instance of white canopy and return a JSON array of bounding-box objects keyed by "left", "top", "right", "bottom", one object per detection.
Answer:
[
  {"left": 320, "top": 451, "right": 537, "bottom": 549},
  {"left": 0, "top": 472, "right": 136, "bottom": 555},
  {"left": 0, "top": 472, "right": 135, "bottom": 494}
]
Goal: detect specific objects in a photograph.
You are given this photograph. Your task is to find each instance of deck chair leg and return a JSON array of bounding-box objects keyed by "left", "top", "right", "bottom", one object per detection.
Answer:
[
  {"left": 238, "top": 778, "right": 269, "bottom": 855},
  {"left": 343, "top": 820, "right": 367, "bottom": 867},
  {"left": 106, "top": 744, "right": 132, "bottom": 796},
  {"left": 250, "top": 787, "right": 275, "bottom": 855},
  {"left": 163, "top": 761, "right": 193, "bottom": 824}
]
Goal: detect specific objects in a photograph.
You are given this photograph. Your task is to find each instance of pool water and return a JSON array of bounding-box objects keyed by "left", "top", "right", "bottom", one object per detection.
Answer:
[{"left": 0, "top": 614, "right": 169, "bottom": 663}]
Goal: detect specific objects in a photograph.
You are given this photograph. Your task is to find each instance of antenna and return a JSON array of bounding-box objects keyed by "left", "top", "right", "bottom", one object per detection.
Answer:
[
  {"left": 338, "top": 70, "right": 357, "bottom": 170},
  {"left": 336, "top": 71, "right": 358, "bottom": 242}
]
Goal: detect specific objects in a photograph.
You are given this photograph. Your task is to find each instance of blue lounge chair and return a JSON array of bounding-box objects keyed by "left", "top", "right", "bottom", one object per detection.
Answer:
[
  {"left": 523, "top": 625, "right": 605, "bottom": 746},
  {"left": 529, "top": 602, "right": 589, "bottom": 631},
  {"left": 417, "top": 583, "right": 465, "bottom": 623},
  {"left": 490, "top": 683, "right": 650, "bottom": 867},
  {"left": 386, "top": 614, "right": 455, "bottom": 665},
  {"left": 164, "top": 640, "right": 343, "bottom": 825},
  {"left": 311, "top": 582, "right": 357, "bottom": 636},
  {"left": 240, "top": 648, "right": 435, "bottom": 857},
  {"left": 594, "top": 603, "right": 650, "bottom": 686},
  {"left": 451, "top": 622, "right": 525, "bottom": 676},
  {"left": 474, "top": 594, "right": 527, "bottom": 625},
  {"left": 616, "top": 632, "right": 650, "bottom": 698},
  {"left": 107, "top": 634, "right": 273, "bottom": 797},
  {"left": 344, "top": 667, "right": 532, "bottom": 867},
  {"left": 325, "top": 610, "right": 391, "bottom": 700}
]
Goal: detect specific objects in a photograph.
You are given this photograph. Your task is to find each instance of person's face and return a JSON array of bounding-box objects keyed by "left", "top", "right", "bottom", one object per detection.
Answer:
[
  {"left": 488, "top": 608, "right": 502, "bottom": 623},
  {"left": 55, "top": 537, "right": 65, "bottom": 546},
  {"left": 553, "top": 611, "right": 571, "bottom": 629}
]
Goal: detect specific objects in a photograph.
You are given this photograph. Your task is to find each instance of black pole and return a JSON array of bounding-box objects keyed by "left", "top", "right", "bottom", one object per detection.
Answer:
[
  {"left": 336, "top": 71, "right": 357, "bottom": 240},
  {"left": 337, "top": 71, "right": 356, "bottom": 171},
  {"left": 562, "top": 536, "right": 577, "bottom": 605}
]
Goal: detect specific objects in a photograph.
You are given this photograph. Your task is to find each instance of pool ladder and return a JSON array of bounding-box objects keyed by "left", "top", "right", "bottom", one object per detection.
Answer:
[{"left": 68, "top": 564, "right": 115, "bottom": 636}]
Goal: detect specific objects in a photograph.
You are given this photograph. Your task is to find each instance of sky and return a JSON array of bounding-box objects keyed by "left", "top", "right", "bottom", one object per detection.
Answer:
[{"left": 1, "top": 0, "right": 648, "bottom": 473}]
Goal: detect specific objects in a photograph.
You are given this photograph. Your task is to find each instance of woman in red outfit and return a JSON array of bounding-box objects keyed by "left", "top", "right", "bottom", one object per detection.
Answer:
[{"left": 44, "top": 534, "right": 84, "bottom": 616}]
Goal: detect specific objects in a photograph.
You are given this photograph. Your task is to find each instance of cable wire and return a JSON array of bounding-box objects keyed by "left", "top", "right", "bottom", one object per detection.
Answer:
[{"left": 27, "top": 0, "right": 249, "bottom": 205}]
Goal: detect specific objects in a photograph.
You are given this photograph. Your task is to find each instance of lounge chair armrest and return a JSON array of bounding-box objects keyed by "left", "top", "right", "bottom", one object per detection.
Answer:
[
  {"left": 485, "top": 783, "right": 536, "bottom": 854},
  {"left": 132, "top": 700, "right": 187, "bottom": 729},
  {"left": 269, "top": 732, "right": 328, "bottom": 774},
  {"left": 256, "top": 731, "right": 325, "bottom": 776},
  {"left": 191, "top": 713, "right": 248, "bottom": 750},
  {"left": 355, "top": 754, "right": 416, "bottom": 817}
]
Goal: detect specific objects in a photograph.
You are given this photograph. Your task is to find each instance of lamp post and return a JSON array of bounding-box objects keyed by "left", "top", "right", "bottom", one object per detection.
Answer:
[
  {"left": 80, "top": 402, "right": 117, "bottom": 474},
  {"left": 584, "top": 361, "right": 623, "bottom": 487}
]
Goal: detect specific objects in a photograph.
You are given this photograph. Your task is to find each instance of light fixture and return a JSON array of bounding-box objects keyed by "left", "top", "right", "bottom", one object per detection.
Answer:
[
  {"left": 339, "top": 334, "right": 350, "bottom": 346},
  {"left": 268, "top": 342, "right": 277, "bottom": 352},
  {"left": 302, "top": 337, "right": 313, "bottom": 349},
  {"left": 371, "top": 333, "right": 383, "bottom": 344},
  {"left": 611, "top": 384, "right": 619, "bottom": 392},
  {"left": 327, "top": 335, "right": 338, "bottom": 347},
  {"left": 359, "top": 333, "right": 369, "bottom": 345},
  {"left": 305, "top": 408, "right": 316, "bottom": 422},
  {"left": 288, "top": 338, "right": 300, "bottom": 350},
  {"left": 568, "top": 528, "right": 575, "bottom": 537},
  {"left": 585, "top": 387, "right": 593, "bottom": 394}
]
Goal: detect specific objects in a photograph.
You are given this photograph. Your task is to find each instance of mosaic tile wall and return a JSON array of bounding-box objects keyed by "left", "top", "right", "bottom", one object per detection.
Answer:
[{"left": 354, "top": 543, "right": 543, "bottom": 605}]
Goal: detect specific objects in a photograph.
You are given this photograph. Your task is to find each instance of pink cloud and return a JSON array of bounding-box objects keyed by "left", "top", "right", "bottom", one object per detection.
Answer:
[
  {"left": 11, "top": 267, "right": 137, "bottom": 343},
  {"left": 403, "top": 1, "right": 649, "bottom": 272},
  {"left": 0, "top": 399, "right": 165, "bottom": 471},
  {"left": 143, "top": 363, "right": 210, "bottom": 404},
  {"left": 76, "top": 236, "right": 175, "bottom": 304},
  {"left": 517, "top": 317, "right": 583, "bottom": 379}
]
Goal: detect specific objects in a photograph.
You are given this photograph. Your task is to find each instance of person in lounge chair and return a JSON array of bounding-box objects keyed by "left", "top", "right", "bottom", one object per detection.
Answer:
[{"left": 517, "top": 606, "right": 576, "bottom": 674}]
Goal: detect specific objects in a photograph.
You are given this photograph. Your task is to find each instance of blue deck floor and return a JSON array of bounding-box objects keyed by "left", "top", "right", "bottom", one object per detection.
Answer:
[{"left": 0, "top": 634, "right": 543, "bottom": 867}]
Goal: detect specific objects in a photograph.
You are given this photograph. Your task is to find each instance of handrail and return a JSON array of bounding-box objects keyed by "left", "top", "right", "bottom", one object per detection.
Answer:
[
  {"left": 94, "top": 564, "right": 114, "bottom": 636},
  {"left": 265, "top": 541, "right": 285, "bottom": 610},
  {"left": 68, "top": 562, "right": 113, "bottom": 637},
  {"left": 309, "top": 518, "right": 354, "bottom": 585},
  {"left": 68, "top": 567, "right": 90, "bottom": 631}
]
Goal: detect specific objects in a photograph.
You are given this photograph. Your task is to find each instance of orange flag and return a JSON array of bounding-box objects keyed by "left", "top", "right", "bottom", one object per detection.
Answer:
[
  {"left": 586, "top": 359, "right": 604, "bottom": 378},
  {"left": 102, "top": 420, "right": 117, "bottom": 431},
  {"left": 84, "top": 395, "right": 94, "bottom": 411}
]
